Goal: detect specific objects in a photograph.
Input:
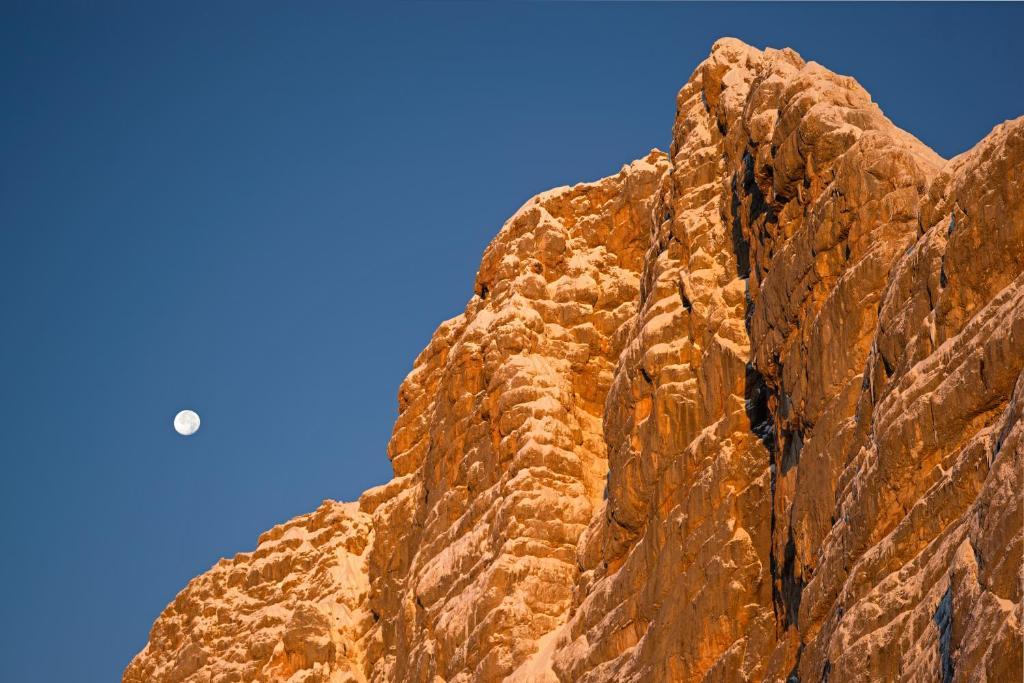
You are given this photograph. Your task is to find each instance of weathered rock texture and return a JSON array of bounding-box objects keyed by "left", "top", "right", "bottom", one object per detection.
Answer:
[
  {"left": 126, "top": 39, "right": 1023, "bottom": 682},
  {"left": 125, "top": 502, "right": 372, "bottom": 683}
]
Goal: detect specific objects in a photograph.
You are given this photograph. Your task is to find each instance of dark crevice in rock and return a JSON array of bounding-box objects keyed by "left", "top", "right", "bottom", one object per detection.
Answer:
[
  {"left": 934, "top": 583, "right": 954, "bottom": 683},
  {"left": 677, "top": 279, "right": 692, "bottom": 311},
  {"left": 735, "top": 146, "right": 807, "bottom": 640},
  {"left": 821, "top": 660, "right": 831, "bottom": 683},
  {"left": 781, "top": 429, "right": 804, "bottom": 475},
  {"left": 745, "top": 363, "right": 776, "bottom": 450},
  {"left": 734, "top": 138, "right": 811, "bottom": 656},
  {"left": 777, "top": 527, "right": 805, "bottom": 628},
  {"left": 744, "top": 151, "right": 774, "bottom": 225},
  {"left": 993, "top": 424, "right": 1009, "bottom": 460},
  {"left": 731, "top": 147, "right": 780, "bottom": 289},
  {"left": 744, "top": 148, "right": 780, "bottom": 270},
  {"left": 881, "top": 352, "right": 895, "bottom": 378},
  {"left": 731, "top": 174, "right": 752, "bottom": 279}
]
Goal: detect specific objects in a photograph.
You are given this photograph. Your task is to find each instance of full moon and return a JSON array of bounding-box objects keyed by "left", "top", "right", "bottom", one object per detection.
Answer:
[{"left": 174, "top": 409, "right": 201, "bottom": 436}]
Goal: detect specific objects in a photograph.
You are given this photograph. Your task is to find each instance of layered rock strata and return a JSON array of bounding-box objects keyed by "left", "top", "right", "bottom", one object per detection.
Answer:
[{"left": 127, "top": 39, "right": 1023, "bottom": 683}]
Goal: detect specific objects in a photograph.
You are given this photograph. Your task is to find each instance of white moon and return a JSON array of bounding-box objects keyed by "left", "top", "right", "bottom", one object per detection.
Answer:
[{"left": 174, "top": 409, "right": 201, "bottom": 436}]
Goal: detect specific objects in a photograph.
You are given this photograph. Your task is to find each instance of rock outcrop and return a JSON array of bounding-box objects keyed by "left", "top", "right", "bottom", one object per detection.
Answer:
[
  {"left": 125, "top": 502, "right": 372, "bottom": 683},
  {"left": 126, "top": 39, "right": 1023, "bottom": 682}
]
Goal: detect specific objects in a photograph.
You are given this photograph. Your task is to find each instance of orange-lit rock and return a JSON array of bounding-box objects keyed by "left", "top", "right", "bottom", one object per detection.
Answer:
[
  {"left": 126, "top": 39, "right": 1022, "bottom": 682},
  {"left": 124, "top": 501, "right": 372, "bottom": 683},
  {"left": 360, "top": 150, "right": 668, "bottom": 682}
]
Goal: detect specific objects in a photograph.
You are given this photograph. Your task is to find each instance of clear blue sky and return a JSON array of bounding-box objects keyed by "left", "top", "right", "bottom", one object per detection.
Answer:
[{"left": 1, "top": 2, "right": 1020, "bottom": 680}]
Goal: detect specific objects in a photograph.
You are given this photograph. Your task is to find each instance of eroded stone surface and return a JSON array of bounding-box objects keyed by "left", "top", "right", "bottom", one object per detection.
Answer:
[
  {"left": 124, "top": 502, "right": 372, "bottom": 683},
  {"left": 126, "top": 39, "right": 1022, "bottom": 683},
  {"left": 359, "top": 151, "right": 668, "bottom": 682}
]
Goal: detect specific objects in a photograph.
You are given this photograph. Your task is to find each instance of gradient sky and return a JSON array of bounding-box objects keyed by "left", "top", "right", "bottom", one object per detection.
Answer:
[{"left": 1, "top": 2, "right": 1021, "bottom": 680}]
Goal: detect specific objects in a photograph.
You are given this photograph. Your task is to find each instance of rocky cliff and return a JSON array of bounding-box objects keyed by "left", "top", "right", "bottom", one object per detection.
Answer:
[{"left": 125, "top": 39, "right": 1023, "bottom": 683}]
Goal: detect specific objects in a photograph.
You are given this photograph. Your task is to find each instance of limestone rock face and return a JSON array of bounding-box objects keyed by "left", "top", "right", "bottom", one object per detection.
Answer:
[
  {"left": 359, "top": 151, "right": 668, "bottom": 682},
  {"left": 126, "top": 39, "right": 1022, "bottom": 683},
  {"left": 124, "top": 502, "right": 373, "bottom": 683}
]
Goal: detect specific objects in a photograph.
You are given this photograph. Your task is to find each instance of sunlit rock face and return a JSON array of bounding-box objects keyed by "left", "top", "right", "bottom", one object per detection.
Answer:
[
  {"left": 358, "top": 150, "right": 668, "bottom": 683},
  {"left": 126, "top": 39, "right": 1022, "bottom": 683},
  {"left": 124, "top": 501, "right": 373, "bottom": 683}
]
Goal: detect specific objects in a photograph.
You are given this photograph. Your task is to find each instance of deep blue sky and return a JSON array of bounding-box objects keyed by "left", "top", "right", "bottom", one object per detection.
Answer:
[{"left": 1, "top": 2, "right": 1021, "bottom": 680}]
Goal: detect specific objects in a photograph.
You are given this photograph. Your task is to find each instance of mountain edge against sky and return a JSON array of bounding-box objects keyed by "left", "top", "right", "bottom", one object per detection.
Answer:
[{"left": 126, "top": 38, "right": 1023, "bottom": 683}]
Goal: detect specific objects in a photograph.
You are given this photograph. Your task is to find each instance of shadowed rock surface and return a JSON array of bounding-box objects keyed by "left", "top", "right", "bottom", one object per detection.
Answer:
[{"left": 126, "top": 39, "right": 1023, "bottom": 683}]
